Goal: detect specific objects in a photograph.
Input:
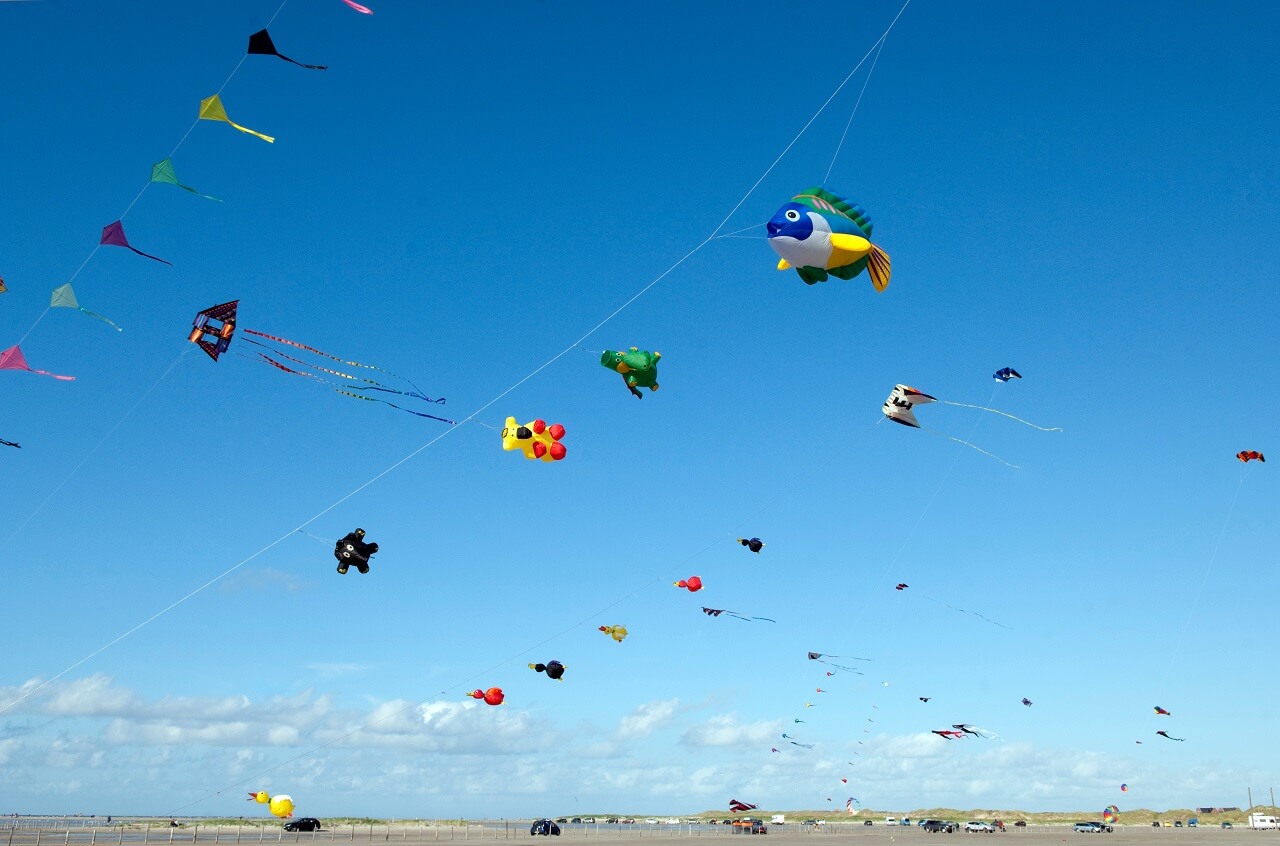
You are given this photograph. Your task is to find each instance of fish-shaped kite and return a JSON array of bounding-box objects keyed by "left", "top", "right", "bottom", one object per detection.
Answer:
[
  {"left": 1156, "top": 730, "right": 1184, "bottom": 741},
  {"left": 766, "top": 187, "right": 890, "bottom": 289},
  {"left": 51, "top": 284, "right": 121, "bottom": 332},
  {"left": 599, "top": 625, "right": 627, "bottom": 642},
  {"left": 466, "top": 687, "right": 505, "bottom": 706},
  {"left": 248, "top": 29, "right": 327, "bottom": 70},
  {"left": 737, "top": 537, "right": 765, "bottom": 553},
  {"left": 1153, "top": 706, "right": 1171, "bottom": 716},
  {"left": 674, "top": 576, "right": 703, "bottom": 592},
  {"left": 701, "top": 607, "right": 776, "bottom": 623},
  {"left": 529, "top": 660, "right": 565, "bottom": 681},
  {"left": 0, "top": 345, "right": 73, "bottom": 381},
  {"left": 100, "top": 220, "right": 171, "bottom": 266}
]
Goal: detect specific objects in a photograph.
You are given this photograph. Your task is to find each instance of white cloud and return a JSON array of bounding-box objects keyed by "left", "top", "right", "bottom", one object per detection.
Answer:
[
  {"left": 681, "top": 714, "right": 780, "bottom": 747},
  {"left": 616, "top": 699, "right": 678, "bottom": 739}
]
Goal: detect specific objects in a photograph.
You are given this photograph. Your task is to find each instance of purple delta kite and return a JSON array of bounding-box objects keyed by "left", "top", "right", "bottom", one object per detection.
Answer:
[
  {"left": 248, "top": 30, "right": 327, "bottom": 70},
  {"left": 807, "top": 651, "right": 869, "bottom": 675},
  {"left": 100, "top": 221, "right": 171, "bottom": 266},
  {"left": 0, "top": 345, "right": 73, "bottom": 381}
]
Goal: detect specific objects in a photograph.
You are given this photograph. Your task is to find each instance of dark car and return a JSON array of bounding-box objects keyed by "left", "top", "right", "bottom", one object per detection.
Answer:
[
  {"left": 1014, "top": 822, "right": 1026, "bottom": 828},
  {"left": 554, "top": 820, "right": 567, "bottom": 824},
  {"left": 865, "top": 821, "right": 874, "bottom": 827},
  {"left": 531, "top": 820, "right": 561, "bottom": 836},
  {"left": 1152, "top": 823, "right": 1161, "bottom": 828},
  {"left": 924, "top": 821, "right": 956, "bottom": 833},
  {"left": 283, "top": 819, "right": 322, "bottom": 833},
  {"left": 571, "top": 818, "right": 582, "bottom": 825}
]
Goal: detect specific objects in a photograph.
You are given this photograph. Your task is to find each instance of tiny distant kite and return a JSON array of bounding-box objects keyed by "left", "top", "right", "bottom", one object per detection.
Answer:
[
  {"left": 805, "top": 702, "right": 815, "bottom": 708},
  {"left": 529, "top": 660, "right": 565, "bottom": 681},
  {"left": 600, "top": 347, "right": 660, "bottom": 399},
  {"left": 100, "top": 220, "right": 171, "bottom": 266},
  {"left": 0, "top": 345, "right": 73, "bottom": 381},
  {"left": 341, "top": 0, "right": 373, "bottom": 12},
  {"left": 1237, "top": 450, "right": 1265, "bottom": 463},
  {"left": 1103, "top": 807, "right": 1119, "bottom": 825},
  {"left": 599, "top": 625, "right": 627, "bottom": 642},
  {"left": 701, "top": 607, "right": 776, "bottom": 623},
  {"left": 502, "top": 417, "right": 567, "bottom": 461},
  {"left": 895, "top": 583, "right": 908, "bottom": 590},
  {"left": 932, "top": 729, "right": 965, "bottom": 739},
  {"left": 0, "top": 277, "right": 7, "bottom": 293},
  {"left": 840, "top": 778, "right": 847, "bottom": 784},
  {"left": 248, "top": 792, "right": 294, "bottom": 819},
  {"left": 0, "top": 438, "right": 19, "bottom": 449},
  {"left": 770, "top": 747, "right": 779, "bottom": 753},
  {"left": 1156, "top": 730, "right": 1183, "bottom": 741},
  {"left": 738, "top": 537, "right": 765, "bottom": 553},
  {"left": 919, "top": 697, "right": 931, "bottom": 703},
  {"left": 248, "top": 29, "right": 327, "bottom": 70},
  {"left": 808, "top": 651, "right": 868, "bottom": 674},
  {"left": 815, "top": 688, "right": 826, "bottom": 694},
  {"left": 199, "top": 94, "right": 274, "bottom": 143},
  {"left": 789, "top": 741, "right": 815, "bottom": 749},
  {"left": 729, "top": 800, "right": 758, "bottom": 813},
  {"left": 334, "top": 528, "right": 378, "bottom": 575},
  {"left": 1021, "top": 698, "right": 1032, "bottom": 707},
  {"left": 51, "top": 284, "right": 121, "bottom": 331},
  {"left": 150, "top": 158, "right": 220, "bottom": 202},
  {"left": 766, "top": 187, "right": 890, "bottom": 289},
  {"left": 467, "top": 687, "right": 505, "bottom": 706},
  {"left": 1120, "top": 784, "right": 1128, "bottom": 792},
  {"left": 1153, "top": 706, "right": 1171, "bottom": 716},
  {"left": 993, "top": 367, "right": 1022, "bottom": 382},
  {"left": 674, "top": 576, "right": 703, "bottom": 592}
]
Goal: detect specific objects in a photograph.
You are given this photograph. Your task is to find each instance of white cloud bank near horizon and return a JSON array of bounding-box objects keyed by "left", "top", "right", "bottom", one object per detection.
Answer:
[{"left": 0, "top": 675, "right": 1262, "bottom": 818}]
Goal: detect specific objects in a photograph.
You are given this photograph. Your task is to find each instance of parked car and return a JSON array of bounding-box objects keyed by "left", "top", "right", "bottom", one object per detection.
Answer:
[
  {"left": 283, "top": 819, "right": 322, "bottom": 833},
  {"left": 1152, "top": 822, "right": 1161, "bottom": 828},
  {"left": 1014, "top": 822, "right": 1027, "bottom": 828},
  {"left": 606, "top": 819, "right": 619, "bottom": 825},
  {"left": 530, "top": 820, "right": 561, "bottom": 836},
  {"left": 1174, "top": 822, "right": 1183, "bottom": 828},
  {"left": 1221, "top": 823, "right": 1233, "bottom": 829},
  {"left": 570, "top": 818, "right": 582, "bottom": 825},
  {"left": 966, "top": 822, "right": 995, "bottom": 833},
  {"left": 1093, "top": 823, "right": 1114, "bottom": 833},
  {"left": 622, "top": 820, "right": 635, "bottom": 825},
  {"left": 923, "top": 820, "right": 956, "bottom": 833},
  {"left": 865, "top": 821, "right": 874, "bottom": 826},
  {"left": 1074, "top": 823, "right": 1103, "bottom": 833},
  {"left": 802, "top": 820, "right": 819, "bottom": 826}
]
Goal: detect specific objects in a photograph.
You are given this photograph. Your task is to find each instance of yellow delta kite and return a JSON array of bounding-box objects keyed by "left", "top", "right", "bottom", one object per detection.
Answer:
[{"left": 199, "top": 95, "right": 274, "bottom": 143}]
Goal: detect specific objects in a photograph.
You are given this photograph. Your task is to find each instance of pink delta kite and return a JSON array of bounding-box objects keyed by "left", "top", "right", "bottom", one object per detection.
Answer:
[
  {"left": 0, "top": 345, "right": 74, "bottom": 381},
  {"left": 100, "top": 221, "right": 172, "bottom": 266},
  {"left": 341, "top": 0, "right": 373, "bottom": 12}
]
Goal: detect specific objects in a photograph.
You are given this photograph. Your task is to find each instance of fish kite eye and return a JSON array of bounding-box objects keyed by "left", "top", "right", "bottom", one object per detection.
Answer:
[{"left": 785, "top": 209, "right": 801, "bottom": 221}]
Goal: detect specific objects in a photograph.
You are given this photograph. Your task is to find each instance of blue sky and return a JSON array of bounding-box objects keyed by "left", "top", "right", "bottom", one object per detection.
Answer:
[{"left": 1, "top": 0, "right": 1277, "bottom": 819}]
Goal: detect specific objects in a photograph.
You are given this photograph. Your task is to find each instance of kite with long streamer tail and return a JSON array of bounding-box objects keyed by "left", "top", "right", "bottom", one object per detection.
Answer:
[
  {"left": 51, "top": 284, "right": 121, "bottom": 332},
  {"left": 1, "top": 438, "right": 19, "bottom": 449},
  {"left": 807, "top": 651, "right": 868, "bottom": 674},
  {"left": 702, "top": 607, "right": 776, "bottom": 623},
  {"left": 897, "top": 584, "right": 1012, "bottom": 630},
  {"left": 100, "top": 221, "right": 171, "bottom": 266},
  {"left": 150, "top": 159, "right": 220, "bottom": 202},
  {"left": 341, "top": 0, "right": 373, "bottom": 12},
  {"left": 881, "top": 382, "right": 1060, "bottom": 468},
  {"left": 248, "top": 30, "right": 327, "bottom": 70},
  {"left": 187, "top": 301, "right": 452, "bottom": 423},
  {"left": 199, "top": 95, "right": 274, "bottom": 143},
  {"left": 0, "top": 345, "right": 74, "bottom": 381}
]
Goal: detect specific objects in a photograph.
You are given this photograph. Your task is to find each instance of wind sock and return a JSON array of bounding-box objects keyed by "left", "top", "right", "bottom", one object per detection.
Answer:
[
  {"left": 199, "top": 95, "right": 274, "bottom": 143},
  {"left": 150, "top": 159, "right": 220, "bottom": 202},
  {"left": 248, "top": 30, "right": 327, "bottom": 70},
  {"left": 0, "top": 345, "right": 73, "bottom": 381},
  {"left": 50, "top": 284, "right": 121, "bottom": 331},
  {"left": 100, "top": 221, "right": 171, "bottom": 266}
]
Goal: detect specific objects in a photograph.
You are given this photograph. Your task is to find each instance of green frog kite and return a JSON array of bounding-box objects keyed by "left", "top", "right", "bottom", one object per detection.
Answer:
[{"left": 600, "top": 347, "right": 660, "bottom": 399}]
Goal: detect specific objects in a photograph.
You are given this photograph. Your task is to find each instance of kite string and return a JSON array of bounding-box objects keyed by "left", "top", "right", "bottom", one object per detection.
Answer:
[
  {"left": 824, "top": 27, "right": 889, "bottom": 186},
  {"left": 1173, "top": 466, "right": 1249, "bottom": 652},
  {"left": 707, "top": 0, "right": 912, "bottom": 237},
  {"left": 921, "top": 425, "right": 1019, "bottom": 469},
  {"left": 939, "top": 400, "right": 1062, "bottom": 432}
]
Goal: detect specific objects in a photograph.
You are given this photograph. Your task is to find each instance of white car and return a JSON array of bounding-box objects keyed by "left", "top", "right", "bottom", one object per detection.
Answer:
[{"left": 966, "top": 822, "right": 995, "bottom": 833}]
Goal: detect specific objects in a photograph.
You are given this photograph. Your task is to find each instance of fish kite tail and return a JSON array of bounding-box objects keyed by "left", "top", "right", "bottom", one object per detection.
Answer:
[{"left": 867, "top": 244, "right": 891, "bottom": 292}]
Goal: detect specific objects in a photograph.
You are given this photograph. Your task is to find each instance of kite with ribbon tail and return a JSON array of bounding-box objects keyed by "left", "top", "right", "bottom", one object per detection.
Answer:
[
  {"left": 199, "top": 95, "right": 274, "bottom": 143},
  {"left": 807, "top": 651, "right": 868, "bottom": 674},
  {"left": 248, "top": 30, "right": 327, "bottom": 70},
  {"left": 701, "top": 606, "right": 776, "bottom": 623},
  {"left": 0, "top": 345, "right": 74, "bottom": 381},
  {"left": 341, "top": 0, "right": 373, "bottom": 12},
  {"left": 881, "top": 383, "right": 1060, "bottom": 468},
  {"left": 151, "top": 159, "right": 220, "bottom": 202},
  {"left": 51, "top": 284, "right": 121, "bottom": 332},
  {"left": 187, "top": 301, "right": 452, "bottom": 423},
  {"left": 100, "top": 221, "right": 171, "bottom": 266},
  {"left": 1, "top": 438, "right": 19, "bottom": 449}
]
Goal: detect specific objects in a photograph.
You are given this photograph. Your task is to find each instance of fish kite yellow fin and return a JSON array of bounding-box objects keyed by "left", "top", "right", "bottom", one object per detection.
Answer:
[
  {"left": 828, "top": 233, "right": 872, "bottom": 254},
  {"left": 776, "top": 257, "right": 791, "bottom": 270},
  {"left": 867, "top": 244, "right": 891, "bottom": 292}
]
